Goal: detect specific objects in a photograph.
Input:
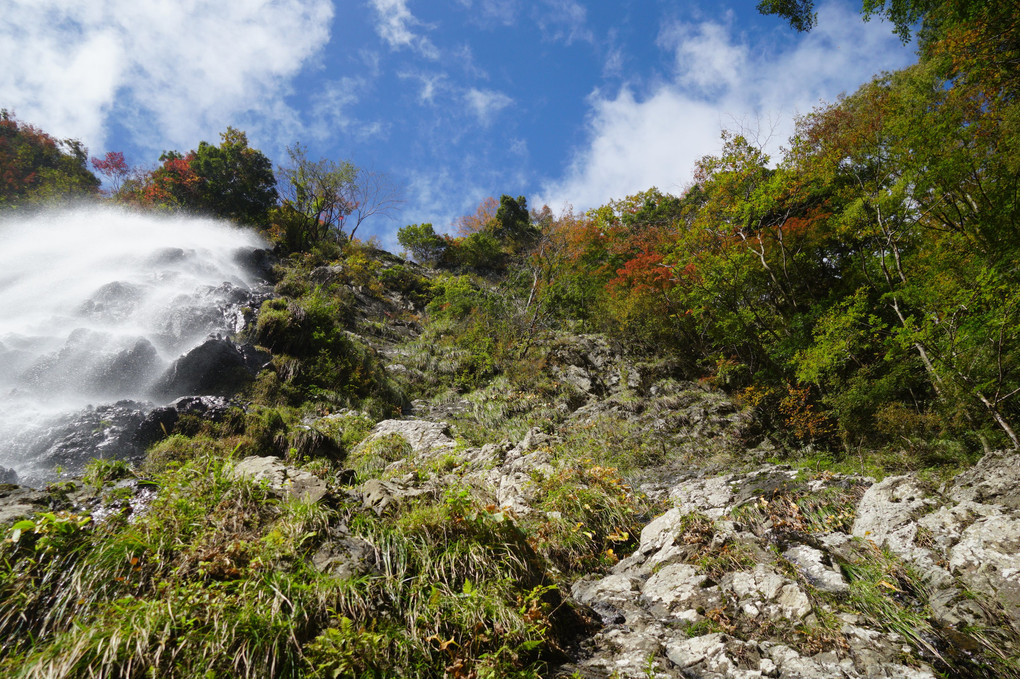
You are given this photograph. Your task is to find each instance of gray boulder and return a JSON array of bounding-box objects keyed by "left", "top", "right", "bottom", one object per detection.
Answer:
[
  {"left": 354, "top": 419, "right": 456, "bottom": 458},
  {"left": 231, "top": 456, "right": 328, "bottom": 503}
]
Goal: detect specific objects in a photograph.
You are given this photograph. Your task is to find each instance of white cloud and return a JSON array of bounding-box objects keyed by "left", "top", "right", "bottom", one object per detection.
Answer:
[
  {"left": 537, "top": 1, "right": 915, "bottom": 212},
  {"left": 369, "top": 0, "right": 438, "bottom": 58},
  {"left": 0, "top": 0, "right": 334, "bottom": 155},
  {"left": 464, "top": 88, "right": 513, "bottom": 127},
  {"left": 402, "top": 168, "right": 487, "bottom": 241},
  {"left": 660, "top": 19, "right": 748, "bottom": 93}
]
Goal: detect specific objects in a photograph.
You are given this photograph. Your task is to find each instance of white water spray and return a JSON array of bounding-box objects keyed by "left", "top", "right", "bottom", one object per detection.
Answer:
[{"left": 0, "top": 205, "right": 269, "bottom": 482}]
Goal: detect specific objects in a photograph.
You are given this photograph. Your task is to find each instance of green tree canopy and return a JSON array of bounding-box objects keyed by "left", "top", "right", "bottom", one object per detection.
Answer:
[
  {"left": 135, "top": 128, "right": 276, "bottom": 225},
  {"left": 491, "top": 194, "right": 538, "bottom": 251},
  {"left": 759, "top": 0, "right": 1008, "bottom": 48},
  {"left": 397, "top": 222, "right": 447, "bottom": 264},
  {"left": 190, "top": 127, "right": 277, "bottom": 225}
]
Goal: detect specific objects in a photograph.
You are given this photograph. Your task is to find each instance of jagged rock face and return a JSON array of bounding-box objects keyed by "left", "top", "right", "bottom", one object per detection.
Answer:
[
  {"left": 9, "top": 401, "right": 151, "bottom": 487},
  {"left": 555, "top": 456, "right": 1020, "bottom": 678},
  {"left": 135, "top": 395, "right": 236, "bottom": 448},
  {"left": 854, "top": 451, "right": 1020, "bottom": 623},
  {"left": 263, "top": 327, "right": 1020, "bottom": 677},
  {"left": 4, "top": 394, "right": 246, "bottom": 488},
  {"left": 150, "top": 339, "right": 270, "bottom": 400},
  {"left": 346, "top": 419, "right": 558, "bottom": 516},
  {"left": 0, "top": 230, "right": 273, "bottom": 485}
]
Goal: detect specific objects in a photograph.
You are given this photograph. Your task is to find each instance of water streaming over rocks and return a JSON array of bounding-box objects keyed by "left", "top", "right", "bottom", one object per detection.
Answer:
[{"left": 0, "top": 205, "right": 271, "bottom": 486}]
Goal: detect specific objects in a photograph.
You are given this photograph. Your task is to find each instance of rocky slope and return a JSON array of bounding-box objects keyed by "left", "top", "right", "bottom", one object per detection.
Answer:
[
  {"left": 1, "top": 248, "right": 1018, "bottom": 678},
  {"left": 329, "top": 381, "right": 1020, "bottom": 677}
]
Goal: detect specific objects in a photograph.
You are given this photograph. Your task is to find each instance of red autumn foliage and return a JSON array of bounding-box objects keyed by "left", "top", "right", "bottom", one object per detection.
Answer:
[
  {"left": 91, "top": 151, "right": 130, "bottom": 193},
  {"left": 142, "top": 152, "right": 201, "bottom": 209},
  {"left": 0, "top": 111, "right": 99, "bottom": 203}
]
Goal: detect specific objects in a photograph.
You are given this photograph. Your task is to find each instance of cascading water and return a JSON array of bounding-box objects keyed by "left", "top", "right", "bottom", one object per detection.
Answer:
[{"left": 0, "top": 205, "right": 270, "bottom": 486}]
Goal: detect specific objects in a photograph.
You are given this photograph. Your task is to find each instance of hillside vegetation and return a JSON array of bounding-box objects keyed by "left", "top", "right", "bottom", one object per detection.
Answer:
[{"left": 2, "top": 2, "right": 1020, "bottom": 677}]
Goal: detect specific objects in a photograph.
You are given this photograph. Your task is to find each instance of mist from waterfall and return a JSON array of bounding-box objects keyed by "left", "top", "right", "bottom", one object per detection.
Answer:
[{"left": 0, "top": 205, "right": 269, "bottom": 483}]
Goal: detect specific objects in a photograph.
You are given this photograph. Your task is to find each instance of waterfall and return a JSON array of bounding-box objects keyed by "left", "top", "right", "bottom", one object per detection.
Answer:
[{"left": 0, "top": 205, "right": 269, "bottom": 485}]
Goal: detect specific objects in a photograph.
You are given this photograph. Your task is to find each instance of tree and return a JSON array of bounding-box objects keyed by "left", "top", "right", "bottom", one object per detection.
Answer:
[
  {"left": 758, "top": 0, "right": 1010, "bottom": 50},
  {"left": 343, "top": 168, "right": 403, "bottom": 242},
  {"left": 91, "top": 151, "right": 131, "bottom": 195},
  {"left": 782, "top": 56, "right": 1020, "bottom": 449},
  {"left": 277, "top": 144, "right": 401, "bottom": 248},
  {"left": 135, "top": 128, "right": 276, "bottom": 225},
  {"left": 142, "top": 151, "right": 202, "bottom": 211},
  {"left": 492, "top": 194, "right": 538, "bottom": 250},
  {"left": 397, "top": 222, "right": 448, "bottom": 264},
  {"left": 190, "top": 127, "right": 277, "bottom": 225},
  {"left": 0, "top": 109, "right": 99, "bottom": 206},
  {"left": 453, "top": 196, "right": 499, "bottom": 235}
]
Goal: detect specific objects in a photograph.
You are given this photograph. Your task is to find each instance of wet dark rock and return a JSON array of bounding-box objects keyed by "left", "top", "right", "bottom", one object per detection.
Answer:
[
  {"left": 134, "top": 395, "right": 235, "bottom": 447},
  {"left": 13, "top": 401, "right": 150, "bottom": 486},
  {"left": 134, "top": 406, "right": 179, "bottom": 448},
  {"left": 144, "top": 247, "right": 187, "bottom": 266},
  {"left": 88, "top": 337, "right": 160, "bottom": 396},
  {"left": 170, "top": 394, "right": 234, "bottom": 419},
  {"left": 82, "top": 478, "right": 160, "bottom": 524},
  {"left": 151, "top": 338, "right": 270, "bottom": 399},
  {"left": 153, "top": 280, "right": 271, "bottom": 347}
]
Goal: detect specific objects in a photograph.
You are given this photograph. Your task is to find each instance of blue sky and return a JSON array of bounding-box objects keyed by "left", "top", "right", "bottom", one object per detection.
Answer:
[{"left": 1, "top": 0, "right": 916, "bottom": 248}]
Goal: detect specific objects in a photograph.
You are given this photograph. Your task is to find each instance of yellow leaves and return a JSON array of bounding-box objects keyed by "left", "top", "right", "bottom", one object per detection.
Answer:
[{"left": 426, "top": 635, "right": 459, "bottom": 653}]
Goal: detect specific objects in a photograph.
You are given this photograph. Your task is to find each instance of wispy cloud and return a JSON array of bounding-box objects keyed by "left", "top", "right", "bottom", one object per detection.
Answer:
[
  {"left": 0, "top": 0, "right": 334, "bottom": 156},
  {"left": 535, "top": 0, "right": 593, "bottom": 44},
  {"left": 464, "top": 88, "right": 513, "bottom": 127},
  {"left": 306, "top": 77, "right": 389, "bottom": 144},
  {"left": 399, "top": 70, "right": 449, "bottom": 105},
  {"left": 369, "top": 0, "right": 439, "bottom": 59},
  {"left": 454, "top": 0, "right": 520, "bottom": 27},
  {"left": 537, "top": 1, "right": 915, "bottom": 212}
]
